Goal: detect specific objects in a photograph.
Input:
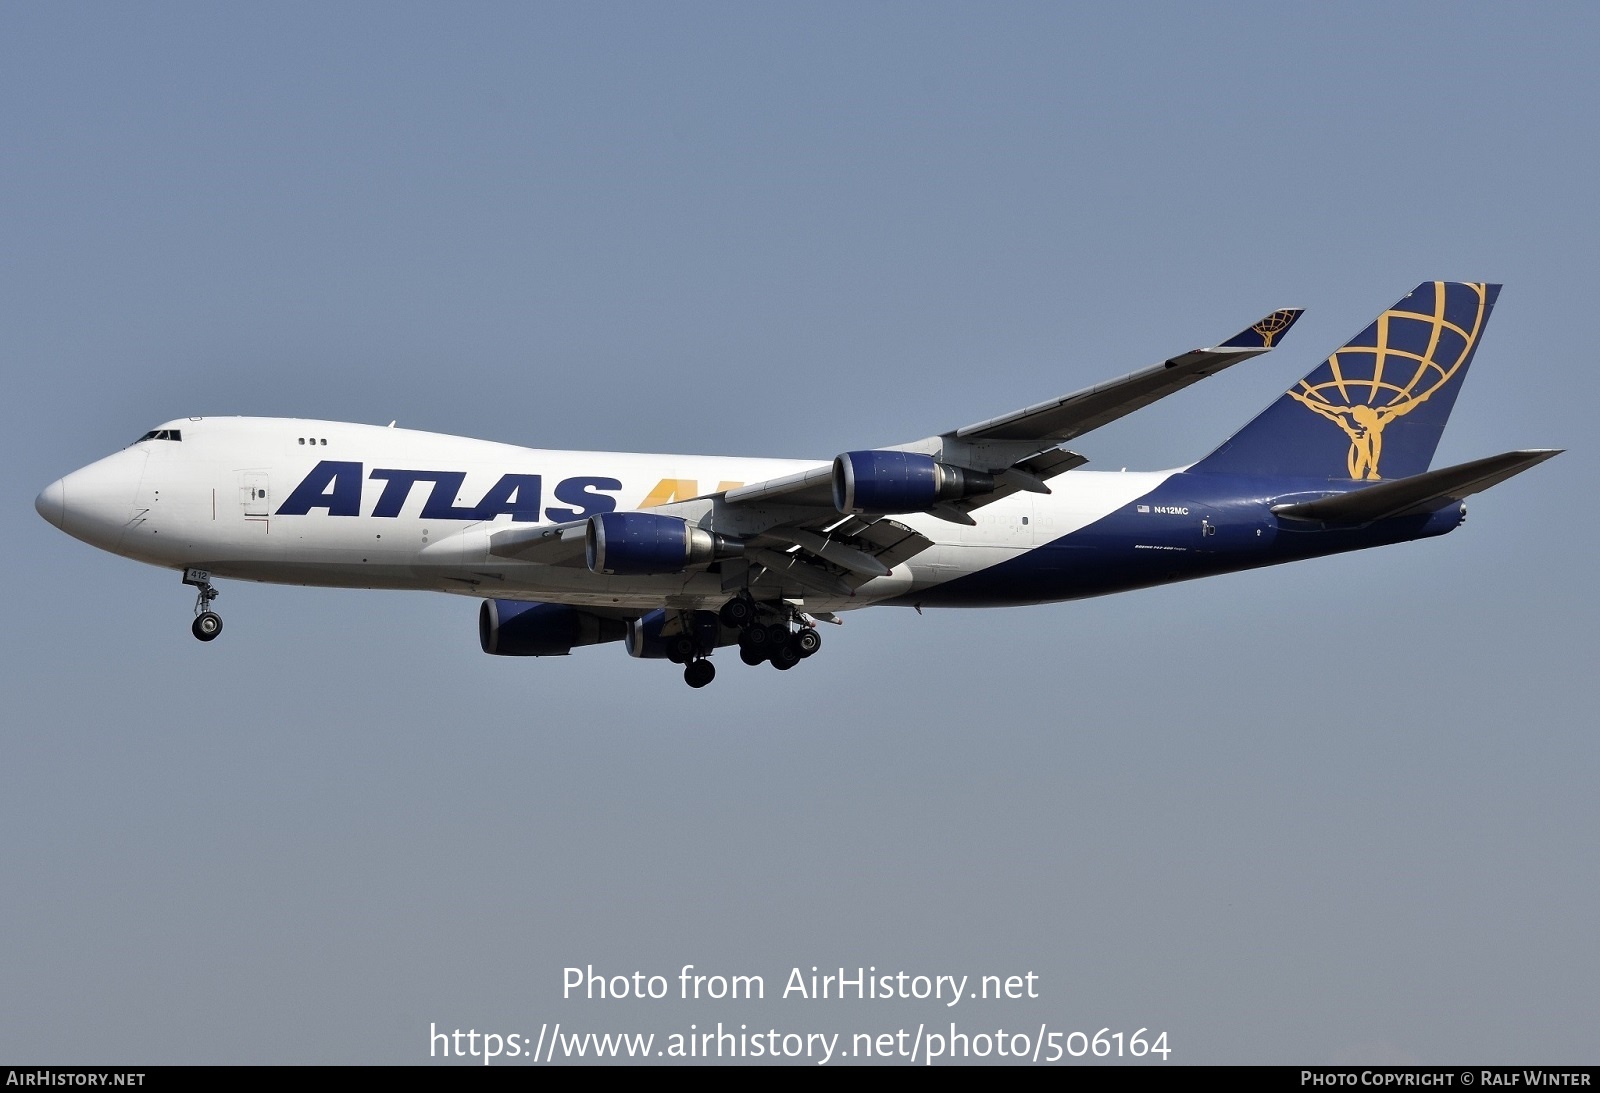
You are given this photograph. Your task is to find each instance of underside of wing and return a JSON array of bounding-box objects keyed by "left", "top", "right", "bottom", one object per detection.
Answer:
[
  {"left": 736, "top": 514, "right": 935, "bottom": 598},
  {"left": 921, "top": 446, "right": 1089, "bottom": 525}
]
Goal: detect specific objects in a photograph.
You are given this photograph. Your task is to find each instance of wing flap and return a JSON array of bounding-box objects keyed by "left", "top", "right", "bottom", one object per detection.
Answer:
[
  {"left": 760, "top": 518, "right": 934, "bottom": 578},
  {"left": 746, "top": 547, "right": 856, "bottom": 597},
  {"left": 761, "top": 528, "right": 892, "bottom": 578},
  {"left": 741, "top": 515, "right": 935, "bottom": 598},
  {"left": 854, "top": 518, "right": 935, "bottom": 571}
]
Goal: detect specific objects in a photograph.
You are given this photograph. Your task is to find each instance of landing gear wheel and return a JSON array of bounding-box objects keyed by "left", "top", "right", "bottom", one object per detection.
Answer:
[
  {"left": 184, "top": 570, "right": 223, "bottom": 641},
  {"left": 739, "top": 645, "right": 766, "bottom": 666},
  {"left": 667, "top": 634, "right": 698, "bottom": 664},
  {"left": 795, "top": 628, "right": 822, "bottom": 658},
  {"left": 743, "top": 623, "right": 772, "bottom": 650},
  {"left": 770, "top": 639, "right": 801, "bottom": 670},
  {"left": 719, "top": 597, "right": 754, "bottom": 627},
  {"left": 684, "top": 659, "right": 716, "bottom": 688}
]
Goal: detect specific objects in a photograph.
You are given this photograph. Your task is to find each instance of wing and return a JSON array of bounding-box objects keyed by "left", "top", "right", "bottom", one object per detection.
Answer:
[
  {"left": 707, "top": 305, "right": 1302, "bottom": 514},
  {"left": 651, "top": 306, "right": 1304, "bottom": 594},
  {"left": 477, "top": 307, "right": 1302, "bottom": 596},
  {"left": 916, "top": 306, "right": 1304, "bottom": 472}
]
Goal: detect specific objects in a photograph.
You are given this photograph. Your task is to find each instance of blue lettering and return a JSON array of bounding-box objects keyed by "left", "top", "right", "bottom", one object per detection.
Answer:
[
  {"left": 277, "top": 460, "right": 362, "bottom": 516},
  {"left": 370, "top": 468, "right": 482, "bottom": 520},
  {"left": 474, "top": 474, "right": 543, "bottom": 522},
  {"left": 545, "top": 476, "right": 621, "bottom": 522},
  {"left": 368, "top": 468, "right": 435, "bottom": 518},
  {"left": 282, "top": 464, "right": 625, "bottom": 522},
  {"left": 418, "top": 472, "right": 479, "bottom": 521}
]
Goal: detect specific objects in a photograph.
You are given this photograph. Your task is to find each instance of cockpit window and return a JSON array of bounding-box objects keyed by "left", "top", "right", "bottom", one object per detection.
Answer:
[{"left": 135, "top": 429, "right": 183, "bottom": 443}]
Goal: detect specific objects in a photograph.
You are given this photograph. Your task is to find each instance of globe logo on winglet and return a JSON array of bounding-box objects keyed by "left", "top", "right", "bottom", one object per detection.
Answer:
[
  {"left": 1250, "top": 309, "right": 1300, "bottom": 348},
  {"left": 1289, "top": 282, "right": 1489, "bottom": 480}
]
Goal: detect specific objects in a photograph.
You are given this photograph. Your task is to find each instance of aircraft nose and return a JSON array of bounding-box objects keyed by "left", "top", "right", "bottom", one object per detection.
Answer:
[
  {"left": 37, "top": 448, "right": 147, "bottom": 549},
  {"left": 35, "top": 478, "right": 66, "bottom": 529}
]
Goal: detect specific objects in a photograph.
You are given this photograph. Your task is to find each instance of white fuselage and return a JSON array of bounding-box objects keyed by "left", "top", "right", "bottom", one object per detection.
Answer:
[{"left": 39, "top": 417, "right": 1167, "bottom": 613}]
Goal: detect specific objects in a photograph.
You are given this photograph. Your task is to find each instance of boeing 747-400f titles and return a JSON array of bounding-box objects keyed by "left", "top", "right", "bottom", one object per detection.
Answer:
[{"left": 36, "top": 282, "right": 1559, "bottom": 687}]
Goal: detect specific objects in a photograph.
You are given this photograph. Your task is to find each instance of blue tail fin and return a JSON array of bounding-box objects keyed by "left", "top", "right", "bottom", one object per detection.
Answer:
[{"left": 1191, "top": 282, "right": 1500, "bottom": 480}]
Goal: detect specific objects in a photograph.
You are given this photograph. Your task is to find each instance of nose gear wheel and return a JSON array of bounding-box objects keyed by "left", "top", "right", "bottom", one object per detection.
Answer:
[{"left": 182, "top": 569, "right": 224, "bottom": 643}]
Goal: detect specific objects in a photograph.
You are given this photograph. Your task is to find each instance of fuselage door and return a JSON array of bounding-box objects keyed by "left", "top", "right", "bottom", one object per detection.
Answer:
[{"left": 242, "top": 472, "right": 270, "bottom": 517}]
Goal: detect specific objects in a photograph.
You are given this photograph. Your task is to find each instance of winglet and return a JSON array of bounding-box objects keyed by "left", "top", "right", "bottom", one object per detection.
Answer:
[{"left": 1215, "top": 308, "right": 1304, "bottom": 351}]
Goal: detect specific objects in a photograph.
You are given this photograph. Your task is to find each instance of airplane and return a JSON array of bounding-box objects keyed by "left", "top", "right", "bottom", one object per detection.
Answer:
[{"left": 35, "top": 281, "right": 1559, "bottom": 688}]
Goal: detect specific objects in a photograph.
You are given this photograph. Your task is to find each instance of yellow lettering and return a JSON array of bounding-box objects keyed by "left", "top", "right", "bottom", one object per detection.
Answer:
[
  {"left": 638, "top": 479, "right": 747, "bottom": 508},
  {"left": 638, "top": 478, "right": 698, "bottom": 508}
]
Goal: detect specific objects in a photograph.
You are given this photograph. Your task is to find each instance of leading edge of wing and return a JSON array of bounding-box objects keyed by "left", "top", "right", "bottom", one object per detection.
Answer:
[
  {"left": 714, "top": 305, "right": 1302, "bottom": 512},
  {"left": 947, "top": 307, "right": 1304, "bottom": 453}
]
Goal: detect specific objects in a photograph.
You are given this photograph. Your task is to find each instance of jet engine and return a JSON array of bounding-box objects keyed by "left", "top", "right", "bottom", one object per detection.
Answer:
[
  {"left": 831, "top": 450, "right": 996, "bottom": 515},
  {"left": 478, "top": 600, "right": 628, "bottom": 656},
  {"left": 585, "top": 512, "right": 744, "bottom": 575}
]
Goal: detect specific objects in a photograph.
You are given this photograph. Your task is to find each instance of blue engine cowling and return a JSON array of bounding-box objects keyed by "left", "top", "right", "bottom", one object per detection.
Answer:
[
  {"left": 626, "top": 608, "right": 738, "bottom": 659},
  {"left": 586, "top": 511, "right": 743, "bottom": 575},
  {"left": 832, "top": 450, "right": 997, "bottom": 514},
  {"left": 479, "top": 600, "right": 628, "bottom": 656}
]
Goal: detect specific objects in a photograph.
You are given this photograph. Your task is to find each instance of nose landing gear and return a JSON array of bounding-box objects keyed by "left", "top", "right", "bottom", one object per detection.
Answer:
[{"left": 183, "top": 568, "right": 223, "bottom": 642}]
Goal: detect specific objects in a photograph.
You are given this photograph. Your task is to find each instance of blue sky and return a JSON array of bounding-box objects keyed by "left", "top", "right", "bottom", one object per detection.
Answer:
[{"left": 3, "top": 2, "right": 1595, "bottom": 1064}]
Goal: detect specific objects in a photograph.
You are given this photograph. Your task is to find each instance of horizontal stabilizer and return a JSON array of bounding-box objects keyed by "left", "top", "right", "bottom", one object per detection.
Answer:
[{"left": 1270, "top": 449, "right": 1561, "bottom": 524}]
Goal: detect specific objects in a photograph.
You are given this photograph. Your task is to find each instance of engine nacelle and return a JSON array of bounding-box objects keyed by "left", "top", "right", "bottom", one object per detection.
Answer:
[
  {"left": 586, "top": 511, "right": 744, "bottom": 575},
  {"left": 832, "top": 450, "right": 996, "bottom": 515},
  {"left": 626, "top": 608, "right": 737, "bottom": 659},
  {"left": 478, "top": 600, "right": 628, "bottom": 657}
]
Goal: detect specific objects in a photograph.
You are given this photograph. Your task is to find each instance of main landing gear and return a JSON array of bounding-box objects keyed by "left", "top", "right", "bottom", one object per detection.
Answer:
[
  {"left": 661, "top": 597, "right": 828, "bottom": 687},
  {"left": 683, "top": 659, "right": 715, "bottom": 689},
  {"left": 722, "top": 596, "right": 822, "bottom": 676},
  {"left": 182, "top": 568, "right": 223, "bottom": 642}
]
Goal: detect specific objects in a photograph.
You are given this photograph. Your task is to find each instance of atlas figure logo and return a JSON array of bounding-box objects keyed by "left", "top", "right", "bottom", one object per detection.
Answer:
[
  {"left": 1250, "top": 308, "right": 1301, "bottom": 348},
  {"left": 1288, "top": 281, "right": 1488, "bottom": 480}
]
